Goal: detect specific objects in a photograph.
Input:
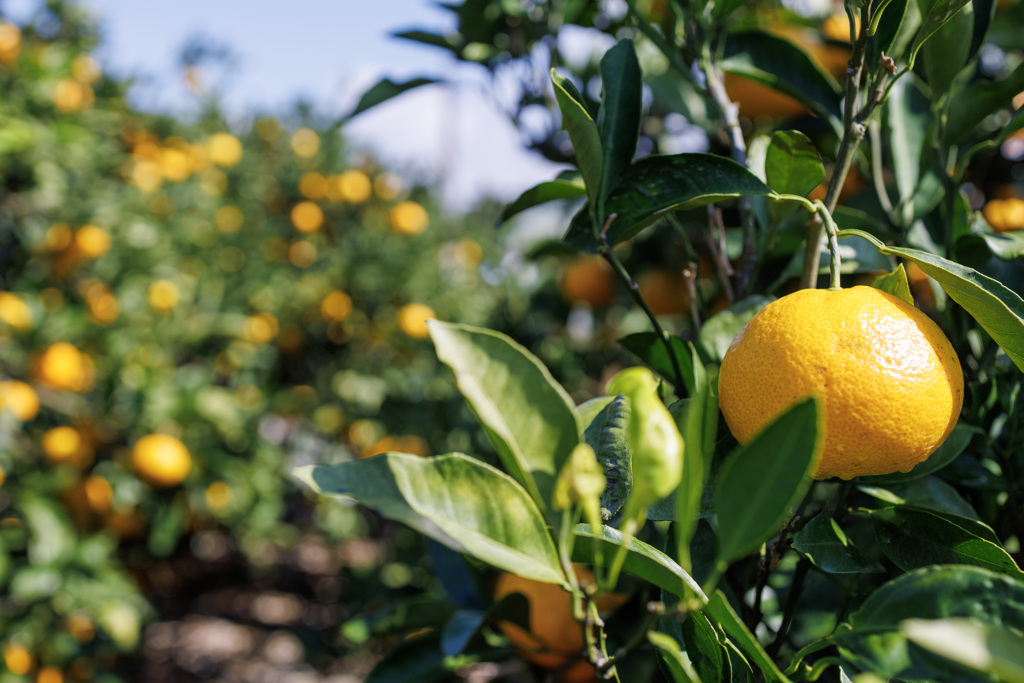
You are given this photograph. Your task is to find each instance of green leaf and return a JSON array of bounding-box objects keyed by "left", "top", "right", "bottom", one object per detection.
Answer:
[
  {"left": 22, "top": 494, "right": 76, "bottom": 567},
  {"left": 920, "top": 2, "right": 974, "bottom": 96},
  {"left": 887, "top": 77, "right": 931, "bottom": 213},
  {"left": 571, "top": 524, "right": 706, "bottom": 601},
  {"left": 858, "top": 423, "right": 973, "bottom": 485},
  {"left": 946, "top": 62, "right": 1024, "bottom": 145},
  {"left": 366, "top": 631, "right": 449, "bottom": 683},
  {"left": 871, "top": 264, "right": 914, "bottom": 304},
  {"left": 347, "top": 77, "right": 440, "bottom": 119},
  {"left": 835, "top": 565, "right": 1024, "bottom": 681},
  {"left": 792, "top": 510, "right": 882, "bottom": 574},
  {"left": 429, "top": 321, "right": 581, "bottom": 510},
  {"left": 697, "top": 295, "right": 772, "bottom": 363},
  {"left": 498, "top": 178, "right": 586, "bottom": 225},
  {"left": 867, "top": 0, "right": 910, "bottom": 66},
  {"left": 859, "top": 475, "right": 980, "bottom": 519},
  {"left": 393, "top": 29, "right": 462, "bottom": 54},
  {"left": 294, "top": 452, "right": 565, "bottom": 586},
  {"left": 906, "top": 0, "right": 973, "bottom": 68},
  {"left": 596, "top": 39, "right": 643, "bottom": 219},
  {"left": 705, "top": 591, "right": 794, "bottom": 683},
  {"left": 679, "top": 610, "right": 731, "bottom": 683},
  {"left": 552, "top": 69, "right": 603, "bottom": 205},
  {"left": 675, "top": 361, "right": 717, "bottom": 569},
  {"left": 841, "top": 229, "right": 1024, "bottom": 373},
  {"left": 618, "top": 332, "right": 696, "bottom": 395},
  {"left": 901, "top": 618, "right": 1024, "bottom": 683},
  {"left": 649, "top": 631, "right": 702, "bottom": 683},
  {"left": 714, "top": 398, "right": 821, "bottom": 565},
  {"left": 764, "top": 130, "right": 825, "bottom": 198},
  {"left": 578, "top": 395, "right": 632, "bottom": 521},
  {"left": 867, "top": 505, "right": 1023, "bottom": 576},
  {"left": 720, "top": 30, "right": 843, "bottom": 123},
  {"left": 564, "top": 153, "right": 776, "bottom": 251}
]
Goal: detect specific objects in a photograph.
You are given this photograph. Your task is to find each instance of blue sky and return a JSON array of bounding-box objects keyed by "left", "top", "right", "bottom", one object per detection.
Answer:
[{"left": 4, "top": 0, "right": 564, "bottom": 210}]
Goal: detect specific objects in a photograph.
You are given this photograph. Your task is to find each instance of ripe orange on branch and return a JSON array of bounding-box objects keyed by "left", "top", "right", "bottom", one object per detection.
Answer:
[
  {"left": 131, "top": 434, "right": 192, "bottom": 487},
  {"left": 718, "top": 286, "right": 963, "bottom": 480}
]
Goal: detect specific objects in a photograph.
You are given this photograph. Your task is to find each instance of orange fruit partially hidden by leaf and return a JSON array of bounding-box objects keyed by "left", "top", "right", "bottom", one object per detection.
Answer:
[
  {"left": 637, "top": 268, "right": 690, "bottom": 316},
  {"left": 983, "top": 197, "right": 1024, "bottom": 232},
  {"left": 131, "top": 434, "right": 192, "bottom": 487},
  {"left": 397, "top": 303, "right": 436, "bottom": 339},
  {"left": 560, "top": 257, "right": 615, "bottom": 308},
  {"left": 718, "top": 286, "right": 963, "bottom": 480}
]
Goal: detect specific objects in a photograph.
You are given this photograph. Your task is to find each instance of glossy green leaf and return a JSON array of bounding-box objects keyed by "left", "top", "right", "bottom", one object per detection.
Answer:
[
  {"left": 871, "top": 264, "right": 914, "bottom": 304},
  {"left": 860, "top": 476, "right": 980, "bottom": 519},
  {"left": 552, "top": 69, "right": 603, "bottom": 205},
  {"left": 867, "top": 0, "right": 910, "bottom": 65},
  {"left": 679, "top": 609, "right": 731, "bottom": 683},
  {"left": 858, "top": 423, "right": 973, "bottom": 485},
  {"left": 887, "top": 77, "right": 931, "bottom": 212},
  {"left": 867, "top": 505, "right": 1023, "bottom": 576},
  {"left": 498, "top": 178, "right": 586, "bottom": 225},
  {"left": 906, "top": 0, "right": 973, "bottom": 68},
  {"left": 706, "top": 591, "right": 794, "bottom": 683},
  {"left": 294, "top": 452, "right": 565, "bottom": 586},
  {"left": 564, "top": 153, "right": 776, "bottom": 251},
  {"left": 764, "top": 130, "right": 825, "bottom": 198},
  {"left": 649, "top": 630, "right": 702, "bottom": 683},
  {"left": 571, "top": 524, "right": 706, "bottom": 601},
  {"left": 430, "top": 321, "right": 581, "bottom": 510},
  {"left": 596, "top": 39, "right": 643, "bottom": 218},
  {"left": 842, "top": 229, "right": 1024, "bottom": 373},
  {"left": 697, "top": 295, "right": 772, "bottom": 363},
  {"left": 675, "top": 361, "right": 717, "bottom": 569},
  {"left": 720, "top": 30, "right": 843, "bottom": 122},
  {"left": 715, "top": 398, "right": 821, "bottom": 565},
  {"left": 835, "top": 565, "right": 1024, "bottom": 681},
  {"left": 347, "top": 77, "right": 440, "bottom": 119},
  {"left": 946, "top": 62, "right": 1024, "bottom": 145},
  {"left": 921, "top": 2, "right": 974, "bottom": 96},
  {"left": 618, "top": 332, "right": 696, "bottom": 395},
  {"left": 901, "top": 618, "right": 1024, "bottom": 683},
  {"left": 792, "top": 510, "right": 882, "bottom": 574},
  {"left": 578, "top": 395, "right": 632, "bottom": 521}
]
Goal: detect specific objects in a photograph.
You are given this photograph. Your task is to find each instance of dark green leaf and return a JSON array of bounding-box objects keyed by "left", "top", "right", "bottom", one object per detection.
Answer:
[
  {"left": 867, "top": 0, "right": 910, "bottom": 65},
  {"left": 347, "top": 77, "right": 440, "bottom": 119},
  {"left": 720, "top": 30, "right": 843, "bottom": 123},
  {"left": 294, "top": 453, "right": 565, "bottom": 585},
  {"left": 147, "top": 503, "right": 186, "bottom": 558},
  {"left": 564, "top": 153, "right": 776, "bottom": 251},
  {"left": 906, "top": 0, "right": 973, "bottom": 67},
  {"left": 705, "top": 591, "right": 794, "bottom": 683},
  {"left": 920, "top": 2, "right": 974, "bottom": 96},
  {"left": 792, "top": 510, "right": 882, "bottom": 574},
  {"left": 673, "top": 360, "right": 717, "bottom": 569},
  {"left": 596, "top": 39, "right": 643, "bottom": 218},
  {"left": 858, "top": 423, "right": 973, "bottom": 485},
  {"left": 498, "top": 179, "right": 586, "bottom": 225},
  {"left": 715, "top": 398, "right": 821, "bottom": 565},
  {"left": 393, "top": 29, "right": 462, "bottom": 54},
  {"left": 713, "top": 0, "right": 750, "bottom": 20},
  {"left": 649, "top": 631, "right": 702, "bottom": 683},
  {"left": 887, "top": 77, "right": 931, "bottom": 212},
  {"left": 552, "top": 69, "right": 603, "bottom": 205},
  {"left": 867, "top": 505, "right": 1022, "bottom": 576},
  {"left": 764, "top": 130, "right": 825, "bottom": 198},
  {"left": 697, "top": 295, "right": 772, "bottom": 363},
  {"left": 680, "top": 609, "right": 731, "bottom": 683},
  {"left": 946, "top": 62, "right": 1024, "bottom": 145},
  {"left": 841, "top": 229, "right": 1024, "bottom": 373},
  {"left": 572, "top": 524, "right": 705, "bottom": 600},
  {"left": 835, "top": 565, "right": 1024, "bottom": 682},
  {"left": 440, "top": 610, "right": 486, "bottom": 656},
  {"left": 871, "top": 264, "right": 914, "bottom": 304},
  {"left": 430, "top": 321, "right": 581, "bottom": 511},
  {"left": 366, "top": 631, "right": 449, "bottom": 683},
  {"left": 901, "top": 618, "right": 1024, "bottom": 683},
  {"left": 859, "top": 475, "right": 979, "bottom": 519},
  {"left": 578, "top": 395, "right": 632, "bottom": 520},
  {"left": 618, "top": 332, "right": 696, "bottom": 394}
]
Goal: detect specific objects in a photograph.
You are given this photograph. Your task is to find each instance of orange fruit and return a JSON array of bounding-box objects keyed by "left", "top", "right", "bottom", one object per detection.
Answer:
[
  {"left": 724, "top": 72, "right": 808, "bottom": 120},
  {"left": 72, "top": 225, "right": 110, "bottom": 259},
  {"left": 0, "top": 292, "right": 33, "bottom": 330},
  {"left": 131, "top": 434, "right": 192, "bottom": 487},
  {"left": 148, "top": 280, "right": 180, "bottom": 314},
  {"left": 983, "top": 197, "right": 1024, "bottom": 232},
  {"left": 34, "top": 342, "right": 94, "bottom": 392},
  {"left": 206, "top": 132, "right": 243, "bottom": 167},
  {"left": 0, "top": 380, "right": 40, "bottom": 421},
  {"left": 718, "top": 286, "right": 963, "bottom": 480},
  {"left": 397, "top": 303, "right": 436, "bottom": 339},
  {"left": 290, "top": 127, "right": 319, "bottom": 158},
  {"left": 41, "top": 426, "right": 82, "bottom": 464},
  {"left": 637, "top": 268, "right": 690, "bottom": 316},
  {"left": 494, "top": 565, "right": 622, "bottom": 682},
  {"left": 320, "top": 290, "right": 353, "bottom": 322},
  {"left": 335, "top": 170, "right": 372, "bottom": 203},
  {"left": 3, "top": 642, "right": 33, "bottom": 675},
  {"left": 388, "top": 201, "right": 429, "bottom": 235},
  {"left": 243, "top": 313, "right": 279, "bottom": 344},
  {"left": 36, "top": 665, "right": 62, "bottom": 683},
  {"left": 290, "top": 201, "right": 324, "bottom": 233},
  {"left": 560, "top": 257, "right": 616, "bottom": 308},
  {"left": 905, "top": 262, "right": 937, "bottom": 312}
]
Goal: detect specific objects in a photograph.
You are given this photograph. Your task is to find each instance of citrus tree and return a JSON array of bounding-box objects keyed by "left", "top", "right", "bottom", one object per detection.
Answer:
[{"left": 299, "top": 0, "right": 1024, "bottom": 681}]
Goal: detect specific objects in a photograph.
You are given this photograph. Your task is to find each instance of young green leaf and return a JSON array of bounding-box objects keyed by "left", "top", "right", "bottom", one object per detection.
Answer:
[
  {"left": 705, "top": 591, "right": 794, "bottom": 683},
  {"left": 720, "top": 30, "right": 843, "bottom": 123},
  {"left": 867, "top": 505, "right": 1023, "bottom": 576},
  {"left": 552, "top": 69, "right": 603, "bottom": 205},
  {"left": 648, "top": 631, "right": 703, "bottom": 683},
  {"left": 678, "top": 609, "right": 732, "bottom": 683},
  {"left": 841, "top": 229, "right": 1024, "bottom": 373},
  {"left": 571, "top": 524, "right": 706, "bottom": 601},
  {"left": 294, "top": 453, "right": 565, "bottom": 586},
  {"left": 871, "top": 264, "right": 914, "bottom": 305},
  {"left": 596, "top": 39, "right": 643, "bottom": 219},
  {"left": 617, "top": 332, "right": 696, "bottom": 395},
  {"left": 564, "top": 153, "right": 776, "bottom": 251},
  {"left": 498, "top": 178, "right": 586, "bottom": 226},
  {"left": 792, "top": 510, "right": 883, "bottom": 574},
  {"left": 901, "top": 618, "right": 1024, "bottom": 683},
  {"left": 836, "top": 565, "right": 1024, "bottom": 681},
  {"left": 429, "top": 321, "right": 581, "bottom": 511},
  {"left": 714, "top": 397, "right": 821, "bottom": 566},
  {"left": 764, "top": 130, "right": 825, "bottom": 198}
]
